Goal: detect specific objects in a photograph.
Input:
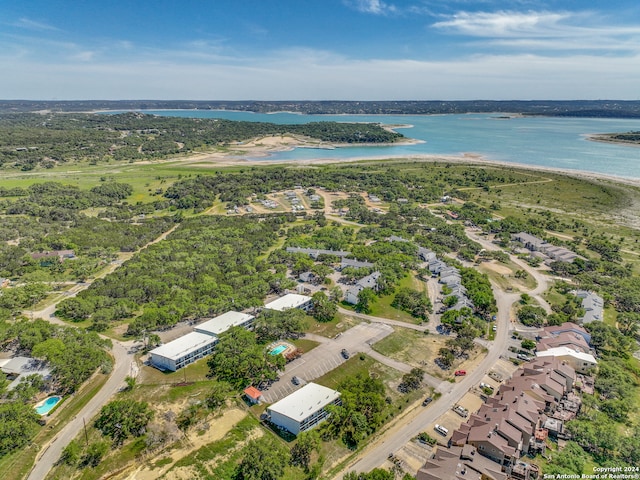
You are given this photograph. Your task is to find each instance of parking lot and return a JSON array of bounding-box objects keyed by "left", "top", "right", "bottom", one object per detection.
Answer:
[{"left": 260, "top": 322, "right": 393, "bottom": 403}]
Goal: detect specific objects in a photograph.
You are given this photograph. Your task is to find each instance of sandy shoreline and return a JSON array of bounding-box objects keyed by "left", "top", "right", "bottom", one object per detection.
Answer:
[{"left": 175, "top": 136, "right": 640, "bottom": 188}]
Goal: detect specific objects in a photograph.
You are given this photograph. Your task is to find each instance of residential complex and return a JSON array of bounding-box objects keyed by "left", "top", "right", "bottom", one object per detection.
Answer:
[
  {"left": 266, "top": 382, "right": 341, "bottom": 435},
  {"left": 149, "top": 310, "right": 256, "bottom": 371},
  {"left": 419, "top": 325, "right": 596, "bottom": 480}
]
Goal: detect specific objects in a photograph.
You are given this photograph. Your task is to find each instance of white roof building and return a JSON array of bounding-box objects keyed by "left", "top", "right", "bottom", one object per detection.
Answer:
[
  {"left": 264, "top": 293, "right": 313, "bottom": 312},
  {"left": 0, "top": 356, "right": 51, "bottom": 390},
  {"left": 195, "top": 311, "right": 255, "bottom": 336},
  {"left": 535, "top": 347, "right": 597, "bottom": 374},
  {"left": 267, "top": 382, "right": 341, "bottom": 435},
  {"left": 149, "top": 332, "right": 218, "bottom": 372}
]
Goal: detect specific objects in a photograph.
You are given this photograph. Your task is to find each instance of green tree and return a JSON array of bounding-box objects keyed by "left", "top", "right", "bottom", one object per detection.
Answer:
[
  {"left": 521, "top": 339, "right": 536, "bottom": 350},
  {"left": 81, "top": 440, "right": 109, "bottom": 467},
  {"left": 208, "top": 327, "right": 284, "bottom": 388},
  {"left": 60, "top": 439, "right": 81, "bottom": 466},
  {"left": 356, "top": 288, "right": 376, "bottom": 314},
  {"left": 517, "top": 305, "right": 547, "bottom": 327},
  {"left": 437, "top": 348, "right": 455, "bottom": 369},
  {"left": 546, "top": 441, "right": 589, "bottom": 475},
  {"left": 391, "top": 288, "right": 432, "bottom": 320},
  {"left": 205, "top": 381, "right": 231, "bottom": 411},
  {"left": 617, "top": 312, "right": 640, "bottom": 337},
  {"left": 290, "top": 430, "right": 320, "bottom": 472},
  {"left": 236, "top": 437, "right": 289, "bottom": 480},
  {"left": 123, "top": 375, "right": 136, "bottom": 392},
  {"left": 398, "top": 367, "right": 424, "bottom": 393},
  {"left": 312, "top": 291, "right": 337, "bottom": 322},
  {"left": 11, "top": 374, "right": 45, "bottom": 402},
  {"left": 254, "top": 309, "right": 306, "bottom": 343},
  {"left": 94, "top": 399, "right": 154, "bottom": 445},
  {"left": 0, "top": 401, "right": 41, "bottom": 455}
]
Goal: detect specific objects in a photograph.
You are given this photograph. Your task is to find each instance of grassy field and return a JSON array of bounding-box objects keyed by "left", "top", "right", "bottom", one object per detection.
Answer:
[
  {"left": 477, "top": 260, "right": 538, "bottom": 293},
  {"left": 368, "top": 273, "right": 428, "bottom": 324},
  {"left": 306, "top": 312, "right": 359, "bottom": 338},
  {"left": 373, "top": 327, "right": 479, "bottom": 380}
]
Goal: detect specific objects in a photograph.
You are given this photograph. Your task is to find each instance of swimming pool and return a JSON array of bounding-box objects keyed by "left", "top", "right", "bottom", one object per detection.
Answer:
[
  {"left": 270, "top": 345, "right": 287, "bottom": 356},
  {"left": 35, "top": 396, "right": 61, "bottom": 415}
]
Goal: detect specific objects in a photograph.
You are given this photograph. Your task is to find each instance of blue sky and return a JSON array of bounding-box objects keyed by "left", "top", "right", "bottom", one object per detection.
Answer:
[{"left": 1, "top": 0, "right": 639, "bottom": 100}]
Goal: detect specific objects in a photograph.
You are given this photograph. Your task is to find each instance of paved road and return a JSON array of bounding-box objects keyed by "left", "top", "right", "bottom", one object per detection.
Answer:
[
  {"left": 465, "top": 228, "right": 552, "bottom": 313},
  {"left": 27, "top": 341, "right": 136, "bottom": 480},
  {"left": 338, "top": 277, "right": 517, "bottom": 477},
  {"left": 25, "top": 226, "right": 179, "bottom": 480}
]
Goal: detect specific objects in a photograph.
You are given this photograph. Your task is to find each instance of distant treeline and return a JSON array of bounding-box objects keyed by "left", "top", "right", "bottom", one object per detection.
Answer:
[
  {"left": 590, "top": 131, "right": 640, "bottom": 145},
  {"left": 2, "top": 99, "right": 640, "bottom": 118},
  {"left": 0, "top": 112, "right": 402, "bottom": 170}
]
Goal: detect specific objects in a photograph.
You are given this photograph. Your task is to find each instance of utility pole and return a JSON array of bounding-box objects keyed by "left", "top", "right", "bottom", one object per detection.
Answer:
[{"left": 82, "top": 417, "right": 89, "bottom": 446}]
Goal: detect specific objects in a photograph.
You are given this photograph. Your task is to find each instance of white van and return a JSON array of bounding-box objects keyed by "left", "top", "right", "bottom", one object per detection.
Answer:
[{"left": 434, "top": 424, "right": 449, "bottom": 436}]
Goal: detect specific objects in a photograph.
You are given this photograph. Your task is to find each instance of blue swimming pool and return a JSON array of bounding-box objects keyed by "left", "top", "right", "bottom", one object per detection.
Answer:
[
  {"left": 35, "top": 396, "right": 61, "bottom": 415},
  {"left": 270, "top": 345, "right": 287, "bottom": 356}
]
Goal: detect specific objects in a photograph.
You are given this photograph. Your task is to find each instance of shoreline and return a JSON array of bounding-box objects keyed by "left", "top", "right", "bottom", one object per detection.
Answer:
[
  {"left": 584, "top": 133, "right": 640, "bottom": 148},
  {"left": 180, "top": 145, "right": 640, "bottom": 188}
]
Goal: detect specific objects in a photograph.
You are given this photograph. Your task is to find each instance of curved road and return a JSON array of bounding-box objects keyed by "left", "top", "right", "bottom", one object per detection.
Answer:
[
  {"left": 27, "top": 341, "right": 135, "bottom": 480},
  {"left": 465, "top": 229, "right": 552, "bottom": 313},
  {"left": 337, "top": 283, "right": 516, "bottom": 478},
  {"left": 337, "top": 228, "right": 552, "bottom": 477},
  {"left": 25, "top": 225, "right": 178, "bottom": 480}
]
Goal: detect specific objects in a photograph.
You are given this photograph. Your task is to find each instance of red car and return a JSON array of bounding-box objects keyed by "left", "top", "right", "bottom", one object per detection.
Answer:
[{"left": 454, "top": 370, "right": 466, "bottom": 376}]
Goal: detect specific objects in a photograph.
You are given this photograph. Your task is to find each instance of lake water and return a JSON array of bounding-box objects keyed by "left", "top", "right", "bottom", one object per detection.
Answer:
[{"left": 115, "top": 110, "right": 640, "bottom": 179}]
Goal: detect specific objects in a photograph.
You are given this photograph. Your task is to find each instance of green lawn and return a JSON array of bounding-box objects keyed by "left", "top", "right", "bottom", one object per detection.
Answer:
[
  {"left": 137, "top": 356, "right": 212, "bottom": 387},
  {"left": 291, "top": 338, "right": 320, "bottom": 353},
  {"left": 368, "top": 274, "right": 427, "bottom": 324},
  {"left": 305, "top": 312, "right": 359, "bottom": 338}
]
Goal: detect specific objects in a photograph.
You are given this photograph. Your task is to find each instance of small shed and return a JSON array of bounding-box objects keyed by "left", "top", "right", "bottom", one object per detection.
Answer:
[{"left": 244, "top": 386, "right": 263, "bottom": 404}]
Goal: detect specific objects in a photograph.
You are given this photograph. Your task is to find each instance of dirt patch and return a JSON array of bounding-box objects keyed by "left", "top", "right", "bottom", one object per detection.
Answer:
[
  {"left": 122, "top": 408, "right": 247, "bottom": 480},
  {"left": 375, "top": 330, "right": 484, "bottom": 380},
  {"left": 480, "top": 261, "right": 512, "bottom": 276}
]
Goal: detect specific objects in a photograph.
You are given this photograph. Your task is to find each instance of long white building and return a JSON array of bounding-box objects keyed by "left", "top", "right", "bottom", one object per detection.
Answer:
[
  {"left": 267, "top": 382, "right": 341, "bottom": 435},
  {"left": 264, "top": 293, "right": 313, "bottom": 312},
  {"left": 149, "top": 310, "right": 255, "bottom": 372},
  {"left": 195, "top": 311, "right": 255, "bottom": 335},
  {"left": 149, "top": 332, "right": 218, "bottom": 372}
]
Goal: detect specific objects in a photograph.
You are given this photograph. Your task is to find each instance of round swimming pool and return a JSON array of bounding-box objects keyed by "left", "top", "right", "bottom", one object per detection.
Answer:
[{"left": 35, "top": 396, "right": 61, "bottom": 415}]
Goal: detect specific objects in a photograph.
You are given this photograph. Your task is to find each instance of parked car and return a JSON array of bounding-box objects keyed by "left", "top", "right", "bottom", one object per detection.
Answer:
[
  {"left": 479, "top": 382, "right": 494, "bottom": 391},
  {"left": 492, "top": 325, "right": 497, "bottom": 331},
  {"left": 422, "top": 397, "right": 433, "bottom": 406},
  {"left": 453, "top": 405, "right": 468, "bottom": 417},
  {"left": 517, "top": 353, "right": 531, "bottom": 361},
  {"left": 434, "top": 424, "right": 449, "bottom": 436},
  {"left": 341, "top": 349, "right": 350, "bottom": 359},
  {"left": 292, "top": 376, "right": 301, "bottom": 385},
  {"left": 454, "top": 370, "right": 466, "bottom": 376}
]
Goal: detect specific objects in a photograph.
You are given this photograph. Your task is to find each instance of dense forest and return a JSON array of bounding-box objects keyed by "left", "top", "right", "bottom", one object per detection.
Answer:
[
  {"left": 56, "top": 214, "right": 292, "bottom": 333},
  {"left": 0, "top": 112, "right": 402, "bottom": 170},
  {"left": 2, "top": 99, "right": 640, "bottom": 117}
]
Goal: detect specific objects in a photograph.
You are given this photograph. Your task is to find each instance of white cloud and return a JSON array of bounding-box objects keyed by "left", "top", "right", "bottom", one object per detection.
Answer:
[
  {"left": 345, "top": 0, "right": 397, "bottom": 15},
  {"left": 71, "top": 51, "right": 96, "bottom": 62},
  {"left": 12, "top": 17, "right": 60, "bottom": 32},
  {"left": 432, "top": 10, "right": 640, "bottom": 55},
  {"left": 2, "top": 50, "right": 639, "bottom": 100},
  {"left": 433, "top": 10, "right": 571, "bottom": 37}
]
